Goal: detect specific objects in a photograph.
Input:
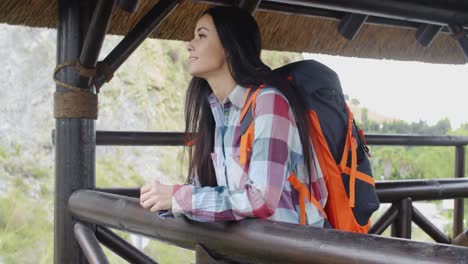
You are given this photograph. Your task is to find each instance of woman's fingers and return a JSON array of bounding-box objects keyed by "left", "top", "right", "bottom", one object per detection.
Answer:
[
  {"left": 139, "top": 180, "right": 172, "bottom": 212},
  {"left": 150, "top": 203, "right": 161, "bottom": 212},
  {"left": 140, "top": 182, "right": 162, "bottom": 201},
  {"left": 141, "top": 196, "right": 159, "bottom": 209},
  {"left": 140, "top": 184, "right": 152, "bottom": 194},
  {"left": 140, "top": 189, "right": 160, "bottom": 205},
  {"left": 140, "top": 190, "right": 153, "bottom": 203}
]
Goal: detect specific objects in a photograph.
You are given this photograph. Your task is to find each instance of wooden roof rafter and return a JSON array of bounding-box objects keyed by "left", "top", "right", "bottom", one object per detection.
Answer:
[
  {"left": 198, "top": 0, "right": 468, "bottom": 61},
  {"left": 1, "top": 0, "right": 467, "bottom": 63}
]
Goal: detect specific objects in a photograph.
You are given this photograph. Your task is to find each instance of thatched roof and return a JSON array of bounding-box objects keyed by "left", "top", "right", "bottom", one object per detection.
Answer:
[{"left": 1, "top": 0, "right": 466, "bottom": 64}]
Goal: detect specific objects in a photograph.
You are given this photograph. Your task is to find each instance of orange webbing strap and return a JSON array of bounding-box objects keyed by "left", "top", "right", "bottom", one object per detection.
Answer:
[
  {"left": 186, "top": 138, "right": 197, "bottom": 147},
  {"left": 341, "top": 166, "right": 375, "bottom": 186},
  {"left": 239, "top": 124, "right": 254, "bottom": 165},
  {"left": 307, "top": 111, "right": 340, "bottom": 183},
  {"left": 239, "top": 84, "right": 265, "bottom": 165},
  {"left": 349, "top": 134, "right": 357, "bottom": 207},
  {"left": 288, "top": 172, "right": 327, "bottom": 225},
  {"left": 239, "top": 84, "right": 265, "bottom": 121},
  {"left": 185, "top": 132, "right": 201, "bottom": 147},
  {"left": 339, "top": 104, "right": 358, "bottom": 208}
]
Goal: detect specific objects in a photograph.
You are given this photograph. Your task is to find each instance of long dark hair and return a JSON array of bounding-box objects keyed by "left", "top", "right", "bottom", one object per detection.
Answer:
[{"left": 184, "top": 6, "right": 312, "bottom": 187}]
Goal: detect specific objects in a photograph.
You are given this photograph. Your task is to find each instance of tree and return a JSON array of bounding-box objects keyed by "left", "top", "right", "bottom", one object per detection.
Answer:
[
  {"left": 361, "top": 107, "right": 369, "bottom": 123},
  {"left": 433, "top": 118, "right": 451, "bottom": 135},
  {"left": 350, "top": 98, "right": 360, "bottom": 106}
]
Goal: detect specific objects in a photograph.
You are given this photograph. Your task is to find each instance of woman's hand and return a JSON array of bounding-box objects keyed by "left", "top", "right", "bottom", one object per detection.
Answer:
[{"left": 140, "top": 180, "right": 173, "bottom": 212}]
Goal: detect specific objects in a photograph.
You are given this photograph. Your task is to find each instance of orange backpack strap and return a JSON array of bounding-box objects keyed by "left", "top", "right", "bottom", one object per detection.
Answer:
[
  {"left": 239, "top": 84, "right": 264, "bottom": 165},
  {"left": 337, "top": 104, "right": 357, "bottom": 208},
  {"left": 186, "top": 136, "right": 197, "bottom": 147},
  {"left": 239, "top": 84, "right": 328, "bottom": 226},
  {"left": 338, "top": 104, "right": 375, "bottom": 208},
  {"left": 288, "top": 172, "right": 327, "bottom": 225}
]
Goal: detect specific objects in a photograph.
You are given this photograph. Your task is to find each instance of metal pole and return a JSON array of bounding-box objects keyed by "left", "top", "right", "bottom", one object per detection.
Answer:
[
  {"left": 78, "top": 0, "right": 117, "bottom": 88},
  {"left": 412, "top": 206, "right": 451, "bottom": 244},
  {"left": 74, "top": 223, "right": 110, "bottom": 264},
  {"left": 69, "top": 190, "right": 468, "bottom": 264},
  {"left": 454, "top": 145, "right": 466, "bottom": 237},
  {"left": 55, "top": 0, "right": 95, "bottom": 263},
  {"left": 376, "top": 179, "right": 468, "bottom": 203},
  {"left": 92, "top": 132, "right": 468, "bottom": 147},
  {"left": 97, "top": 178, "right": 468, "bottom": 205},
  {"left": 93, "top": 0, "right": 180, "bottom": 89},
  {"left": 96, "top": 226, "right": 158, "bottom": 264},
  {"left": 365, "top": 135, "right": 468, "bottom": 146},
  {"left": 96, "top": 187, "right": 140, "bottom": 198},
  {"left": 368, "top": 205, "right": 398, "bottom": 235},
  {"left": 96, "top": 131, "right": 186, "bottom": 146},
  {"left": 391, "top": 198, "right": 412, "bottom": 239}
]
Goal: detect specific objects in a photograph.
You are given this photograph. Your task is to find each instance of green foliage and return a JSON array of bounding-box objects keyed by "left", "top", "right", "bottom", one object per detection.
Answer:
[
  {"left": 0, "top": 188, "right": 53, "bottom": 264},
  {"left": 95, "top": 229, "right": 195, "bottom": 263},
  {"left": 449, "top": 122, "right": 468, "bottom": 136},
  {"left": 370, "top": 146, "right": 455, "bottom": 180},
  {"left": 96, "top": 153, "right": 144, "bottom": 187},
  {"left": 350, "top": 98, "right": 360, "bottom": 106},
  {"left": 365, "top": 117, "right": 467, "bottom": 181},
  {"left": 1, "top": 37, "right": 307, "bottom": 262},
  {"left": 358, "top": 118, "right": 453, "bottom": 136},
  {"left": 2, "top": 29, "right": 468, "bottom": 261}
]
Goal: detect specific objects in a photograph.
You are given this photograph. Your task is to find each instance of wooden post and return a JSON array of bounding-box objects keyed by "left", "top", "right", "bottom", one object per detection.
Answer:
[
  {"left": 454, "top": 145, "right": 466, "bottom": 237},
  {"left": 55, "top": 0, "right": 95, "bottom": 263}
]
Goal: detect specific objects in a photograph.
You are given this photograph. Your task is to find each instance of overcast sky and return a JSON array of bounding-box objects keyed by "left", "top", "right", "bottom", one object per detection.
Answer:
[{"left": 303, "top": 53, "right": 468, "bottom": 129}]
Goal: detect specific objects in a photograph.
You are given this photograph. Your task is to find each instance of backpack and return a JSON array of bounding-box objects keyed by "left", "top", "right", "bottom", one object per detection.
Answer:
[{"left": 239, "top": 60, "right": 380, "bottom": 233}]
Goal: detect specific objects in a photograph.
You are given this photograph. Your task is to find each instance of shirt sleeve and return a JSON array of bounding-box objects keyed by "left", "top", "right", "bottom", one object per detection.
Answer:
[{"left": 171, "top": 89, "right": 297, "bottom": 222}]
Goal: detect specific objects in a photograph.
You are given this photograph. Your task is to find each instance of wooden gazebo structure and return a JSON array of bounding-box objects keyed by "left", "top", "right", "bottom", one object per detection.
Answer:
[{"left": 1, "top": 0, "right": 468, "bottom": 263}]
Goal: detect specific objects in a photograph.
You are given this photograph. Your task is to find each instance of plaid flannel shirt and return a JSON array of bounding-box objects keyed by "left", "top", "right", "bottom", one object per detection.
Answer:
[{"left": 172, "top": 84, "right": 328, "bottom": 226}]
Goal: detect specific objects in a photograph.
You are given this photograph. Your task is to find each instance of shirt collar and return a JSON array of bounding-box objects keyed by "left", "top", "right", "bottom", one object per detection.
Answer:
[
  {"left": 208, "top": 84, "right": 248, "bottom": 109},
  {"left": 228, "top": 84, "right": 248, "bottom": 109}
]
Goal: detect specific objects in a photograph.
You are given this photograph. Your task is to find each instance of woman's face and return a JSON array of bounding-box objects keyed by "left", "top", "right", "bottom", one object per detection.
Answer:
[{"left": 187, "top": 14, "right": 227, "bottom": 79}]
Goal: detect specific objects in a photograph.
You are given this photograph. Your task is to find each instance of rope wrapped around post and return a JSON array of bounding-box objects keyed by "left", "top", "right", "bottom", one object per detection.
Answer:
[{"left": 53, "top": 60, "right": 113, "bottom": 119}]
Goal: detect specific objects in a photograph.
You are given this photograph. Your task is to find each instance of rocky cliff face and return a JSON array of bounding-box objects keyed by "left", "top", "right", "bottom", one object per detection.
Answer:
[{"left": 0, "top": 24, "right": 303, "bottom": 263}]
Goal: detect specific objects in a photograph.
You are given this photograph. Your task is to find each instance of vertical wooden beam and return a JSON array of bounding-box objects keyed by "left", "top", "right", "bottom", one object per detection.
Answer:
[
  {"left": 55, "top": 0, "right": 95, "bottom": 263},
  {"left": 391, "top": 198, "right": 412, "bottom": 239},
  {"left": 454, "top": 145, "right": 466, "bottom": 237}
]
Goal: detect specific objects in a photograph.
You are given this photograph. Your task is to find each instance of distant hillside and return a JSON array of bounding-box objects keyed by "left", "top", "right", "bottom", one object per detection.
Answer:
[{"left": 0, "top": 25, "right": 304, "bottom": 264}]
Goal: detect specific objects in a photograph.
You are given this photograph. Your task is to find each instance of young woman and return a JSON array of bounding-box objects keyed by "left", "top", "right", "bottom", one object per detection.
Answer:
[{"left": 140, "top": 6, "right": 328, "bottom": 226}]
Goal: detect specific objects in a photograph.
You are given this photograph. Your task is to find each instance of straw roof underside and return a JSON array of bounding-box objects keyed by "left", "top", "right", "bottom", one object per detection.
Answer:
[{"left": 1, "top": 0, "right": 465, "bottom": 64}]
